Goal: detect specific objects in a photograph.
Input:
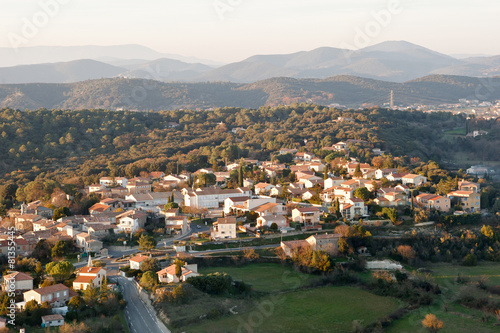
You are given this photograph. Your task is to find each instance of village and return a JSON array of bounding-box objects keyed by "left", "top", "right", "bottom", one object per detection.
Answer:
[{"left": 0, "top": 136, "right": 489, "bottom": 331}]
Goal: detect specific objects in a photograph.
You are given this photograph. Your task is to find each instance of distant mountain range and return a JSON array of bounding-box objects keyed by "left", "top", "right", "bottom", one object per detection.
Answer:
[
  {"left": 1, "top": 41, "right": 500, "bottom": 85},
  {"left": 1, "top": 74, "right": 499, "bottom": 111}
]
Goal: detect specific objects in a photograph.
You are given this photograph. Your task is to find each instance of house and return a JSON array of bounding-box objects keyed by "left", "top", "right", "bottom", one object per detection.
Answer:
[
  {"left": 15, "top": 214, "right": 41, "bottom": 232},
  {"left": 294, "top": 152, "right": 315, "bottom": 161},
  {"left": 164, "top": 215, "right": 188, "bottom": 235},
  {"left": 157, "top": 263, "right": 200, "bottom": 283},
  {"left": 126, "top": 181, "right": 152, "bottom": 194},
  {"left": 32, "top": 219, "right": 56, "bottom": 232},
  {"left": 116, "top": 210, "right": 148, "bottom": 233},
  {"left": 87, "top": 224, "right": 117, "bottom": 239},
  {"left": 0, "top": 238, "right": 30, "bottom": 256},
  {"left": 346, "top": 163, "right": 371, "bottom": 176},
  {"left": 374, "top": 168, "right": 398, "bottom": 180},
  {"left": 129, "top": 255, "right": 150, "bottom": 270},
  {"left": 41, "top": 314, "right": 65, "bottom": 327},
  {"left": 163, "top": 174, "right": 185, "bottom": 186},
  {"left": 211, "top": 217, "right": 237, "bottom": 240},
  {"left": 340, "top": 198, "right": 368, "bottom": 220},
  {"left": 126, "top": 191, "right": 182, "bottom": 209},
  {"left": 23, "top": 284, "right": 71, "bottom": 307},
  {"left": 332, "top": 141, "right": 348, "bottom": 151},
  {"left": 324, "top": 177, "right": 344, "bottom": 189},
  {"left": 184, "top": 187, "right": 252, "bottom": 209},
  {"left": 223, "top": 196, "right": 251, "bottom": 215},
  {"left": 415, "top": 193, "right": 450, "bottom": 212},
  {"left": 254, "top": 183, "right": 275, "bottom": 195},
  {"left": 75, "top": 233, "right": 103, "bottom": 253},
  {"left": 279, "top": 148, "right": 298, "bottom": 155},
  {"left": 458, "top": 181, "right": 480, "bottom": 193},
  {"left": 253, "top": 202, "right": 286, "bottom": 217},
  {"left": 149, "top": 171, "right": 165, "bottom": 180},
  {"left": 291, "top": 207, "right": 320, "bottom": 225},
  {"left": 401, "top": 174, "right": 427, "bottom": 186},
  {"left": 281, "top": 233, "right": 341, "bottom": 256},
  {"left": 73, "top": 259, "right": 107, "bottom": 291},
  {"left": 301, "top": 190, "right": 316, "bottom": 201},
  {"left": 88, "top": 203, "right": 112, "bottom": 214},
  {"left": 448, "top": 191, "right": 481, "bottom": 212},
  {"left": 2, "top": 271, "right": 33, "bottom": 293},
  {"left": 21, "top": 201, "right": 54, "bottom": 218},
  {"left": 386, "top": 173, "right": 407, "bottom": 182},
  {"left": 88, "top": 184, "right": 105, "bottom": 193},
  {"left": 256, "top": 215, "right": 287, "bottom": 228}
]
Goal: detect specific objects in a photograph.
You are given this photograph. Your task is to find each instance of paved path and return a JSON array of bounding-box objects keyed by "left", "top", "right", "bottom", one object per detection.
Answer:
[{"left": 115, "top": 276, "right": 170, "bottom": 333}]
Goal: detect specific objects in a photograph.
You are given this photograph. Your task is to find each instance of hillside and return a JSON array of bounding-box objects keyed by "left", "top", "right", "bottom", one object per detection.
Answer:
[{"left": 1, "top": 75, "right": 499, "bottom": 110}]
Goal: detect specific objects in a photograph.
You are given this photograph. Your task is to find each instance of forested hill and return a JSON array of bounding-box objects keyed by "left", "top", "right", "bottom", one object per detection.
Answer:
[
  {"left": 0, "top": 75, "right": 499, "bottom": 111},
  {"left": 0, "top": 106, "right": 499, "bottom": 189}
]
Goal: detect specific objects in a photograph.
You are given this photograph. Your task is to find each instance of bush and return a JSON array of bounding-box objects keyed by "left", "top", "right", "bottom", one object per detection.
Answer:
[
  {"left": 186, "top": 272, "right": 232, "bottom": 295},
  {"left": 462, "top": 254, "right": 477, "bottom": 266}
]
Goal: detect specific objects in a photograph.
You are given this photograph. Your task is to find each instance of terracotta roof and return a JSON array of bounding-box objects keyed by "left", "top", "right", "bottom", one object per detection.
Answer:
[
  {"left": 129, "top": 254, "right": 149, "bottom": 263},
  {"left": 402, "top": 173, "right": 424, "bottom": 179},
  {"left": 255, "top": 183, "right": 273, "bottom": 188},
  {"left": 281, "top": 239, "right": 308, "bottom": 249},
  {"left": 448, "top": 190, "right": 474, "bottom": 197},
  {"left": 30, "top": 283, "right": 68, "bottom": 295},
  {"left": 73, "top": 275, "right": 96, "bottom": 284},
  {"left": 42, "top": 314, "right": 64, "bottom": 322},
  {"left": 78, "top": 267, "right": 105, "bottom": 274},
  {"left": 88, "top": 203, "right": 111, "bottom": 213},
  {"left": 215, "top": 217, "right": 237, "bottom": 225},
  {"left": 253, "top": 202, "right": 279, "bottom": 213},
  {"left": 295, "top": 207, "right": 319, "bottom": 213},
  {"left": 3, "top": 271, "right": 33, "bottom": 281}
]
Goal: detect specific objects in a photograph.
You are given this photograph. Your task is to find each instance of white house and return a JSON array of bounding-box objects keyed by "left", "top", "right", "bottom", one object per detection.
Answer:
[
  {"left": 401, "top": 174, "right": 427, "bottom": 186},
  {"left": 41, "top": 314, "right": 65, "bottom": 328},
  {"left": 211, "top": 217, "right": 237, "bottom": 240},
  {"left": 129, "top": 255, "right": 150, "bottom": 270},
  {"left": 184, "top": 187, "right": 252, "bottom": 209},
  {"left": 254, "top": 183, "right": 275, "bottom": 195},
  {"left": 73, "top": 261, "right": 107, "bottom": 291},
  {"left": 2, "top": 272, "right": 33, "bottom": 293},
  {"left": 116, "top": 210, "right": 148, "bottom": 233},
  {"left": 340, "top": 198, "right": 368, "bottom": 220},
  {"left": 291, "top": 207, "right": 320, "bottom": 225},
  {"left": 157, "top": 263, "right": 199, "bottom": 283}
]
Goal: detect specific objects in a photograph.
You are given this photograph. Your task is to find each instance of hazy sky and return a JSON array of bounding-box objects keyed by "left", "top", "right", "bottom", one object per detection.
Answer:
[{"left": 0, "top": 0, "right": 498, "bottom": 62}]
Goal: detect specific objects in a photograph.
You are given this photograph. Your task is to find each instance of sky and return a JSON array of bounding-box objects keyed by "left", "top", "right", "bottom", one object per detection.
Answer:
[{"left": 0, "top": 0, "right": 499, "bottom": 63}]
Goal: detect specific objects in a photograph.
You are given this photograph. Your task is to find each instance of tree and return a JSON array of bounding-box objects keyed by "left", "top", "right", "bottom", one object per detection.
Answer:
[
  {"left": 270, "top": 222, "right": 278, "bottom": 230},
  {"left": 354, "top": 187, "right": 371, "bottom": 203},
  {"left": 140, "top": 271, "right": 157, "bottom": 289},
  {"left": 53, "top": 206, "right": 71, "bottom": 221},
  {"left": 164, "top": 202, "right": 179, "bottom": 210},
  {"left": 140, "top": 258, "right": 160, "bottom": 272},
  {"left": 173, "top": 258, "right": 185, "bottom": 281},
  {"left": 83, "top": 285, "right": 99, "bottom": 308},
  {"left": 422, "top": 313, "right": 444, "bottom": 333},
  {"left": 397, "top": 245, "right": 416, "bottom": 261},
  {"left": 45, "top": 261, "right": 74, "bottom": 283},
  {"left": 137, "top": 234, "right": 156, "bottom": 253},
  {"left": 382, "top": 207, "right": 398, "bottom": 223},
  {"left": 100, "top": 276, "right": 109, "bottom": 302},
  {"left": 238, "top": 165, "right": 243, "bottom": 187},
  {"left": 338, "top": 237, "right": 352, "bottom": 255},
  {"left": 353, "top": 164, "right": 362, "bottom": 177},
  {"left": 51, "top": 240, "right": 70, "bottom": 258},
  {"left": 480, "top": 225, "right": 495, "bottom": 240}
]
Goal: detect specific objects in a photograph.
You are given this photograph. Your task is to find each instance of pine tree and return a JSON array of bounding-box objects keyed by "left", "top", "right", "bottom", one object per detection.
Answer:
[{"left": 239, "top": 165, "right": 243, "bottom": 187}]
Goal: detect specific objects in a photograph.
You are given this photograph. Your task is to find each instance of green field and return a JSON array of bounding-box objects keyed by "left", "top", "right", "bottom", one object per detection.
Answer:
[
  {"left": 386, "top": 262, "right": 500, "bottom": 333},
  {"left": 428, "top": 262, "right": 500, "bottom": 286},
  {"left": 444, "top": 128, "right": 466, "bottom": 136},
  {"left": 199, "top": 263, "right": 313, "bottom": 292},
  {"left": 183, "top": 286, "right": 400, "bottom": 333}
]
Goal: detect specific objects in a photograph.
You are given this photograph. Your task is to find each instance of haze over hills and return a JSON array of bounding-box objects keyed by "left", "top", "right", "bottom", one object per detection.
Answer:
[
  {"left": 2, "top": 41, "right": 500, "bottom": 85},
  {"left": 1, "top": 74, "right": 499, "bottom": 111}
]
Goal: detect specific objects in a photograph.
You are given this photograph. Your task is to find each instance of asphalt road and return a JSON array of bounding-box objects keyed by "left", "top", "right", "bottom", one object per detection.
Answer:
[{"left": 116, "top": 276, "right": 170, "bottom": 333}]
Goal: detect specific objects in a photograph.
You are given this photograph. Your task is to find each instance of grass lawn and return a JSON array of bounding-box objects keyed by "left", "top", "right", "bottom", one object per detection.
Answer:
[
  {"left": 426, "top": 262, "right": 500, "bottom": 286},
  {"left": 386, "top": 262, "right": 500, "bottom": 333},
  {"left": 200, "top": 263, "right": 313, "bottom": 293},
  {"left": 182, "top": 286, "right": 400, "bottom": 333},
  {"left": 386, "top": 303, "right": 499, "bottom": 333}
]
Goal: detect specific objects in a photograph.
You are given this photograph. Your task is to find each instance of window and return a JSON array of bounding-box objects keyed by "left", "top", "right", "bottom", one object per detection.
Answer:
[{"left": 56, "top": 292, "right": 60, "bottom": 297}]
